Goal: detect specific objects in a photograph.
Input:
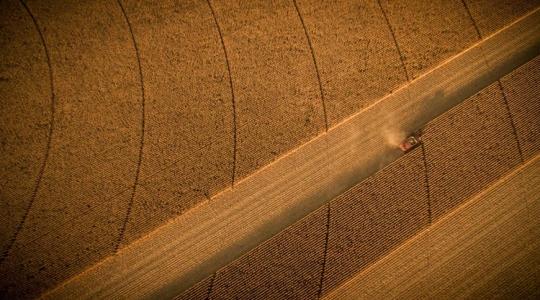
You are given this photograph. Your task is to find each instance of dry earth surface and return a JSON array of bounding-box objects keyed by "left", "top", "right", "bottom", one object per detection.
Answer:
[
  {"left": 327, "top": 154, "right": 540, "bottom": 299},
  {"left": 179, "top": 54, "right": 540, "bottom": 299},
  {"left": 1, "top": 0, "right": 539, "bottom": 298}
]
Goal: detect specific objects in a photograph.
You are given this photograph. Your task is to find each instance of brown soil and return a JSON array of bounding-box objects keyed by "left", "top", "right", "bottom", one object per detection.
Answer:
[
  {"left": 500, "top": 56, "right": 540, "bottom": 160},
  {"left": 327, "top": 154, "right": 540, "bottom": 299},
  {"left": 116, "top": 0, "right": 235, "bottom": 248},
  {"left": 321, "top": 147, "right": 430, "bottom": 295},
  {"left": 466, "top": 0, "right": 540, "bottom": 36},
  {"left": 294, "top": 0, "right": 406, "bottom": 126},
  {"left": 1, "top": 0, "right": 140, "bottom": 297},
  {"left": 208, "top": 206, "right": 327, "bottom": 300},
  {"left": 180, "top": 66, "right": 539, "bottom": 298},
  {"left": 379, "top": 0, "right": 479, "bottom": 80},
  {"left": 0, "top": 0, "right": 51, "bottom": 264},
  {"left": 212, "top": 0, "right": 327, "bottom": 180},
  {"left": 422, "top": 81, "right": 522, "bottom": 220},
  {"left": 0, "top": 0, "right": 538, "bottom": 298}
]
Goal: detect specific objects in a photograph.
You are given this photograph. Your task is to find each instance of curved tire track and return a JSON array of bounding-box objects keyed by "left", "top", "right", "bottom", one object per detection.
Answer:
[
  {"left": 206, "top": 0, "right": 238, "bottom": 188},
  {"left": 212, "top": 0, "right": 327, "bottom": 181},
  {"left": 316, "top": 203, "right": 331, "bottom": 299},
  {"left": 377, "top": 0, "right": 410, "bottom": 82},
  {"left": 461, "top": 0, "right": 525, "bottom": 163},
  {"left": 114, "top": 0, "right": 146, "bottom": 252},
  {"left": 0, "top": 0, "right": 56, "bottom": 266},
  {"left": 115, "top": 0, "right": 235, "bottom": 248},
  {"left": 420, "top": 143, "right": 433, "bottom": 224},
  {"left": 377, "top": 0, "right": 432, "bottom": 226},
  {"left": 292, "top": 0, "right": 329, "bottom": 132},
  {"left": 204, "top": 272, "right": 216, "bottom": 300},
  {"left": 291, "top": 2, "right": 331, "bottom": 296}
]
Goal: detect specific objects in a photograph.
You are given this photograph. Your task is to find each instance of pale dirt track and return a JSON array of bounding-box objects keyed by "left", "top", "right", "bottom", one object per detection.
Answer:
[{"left": 1, "top": 0, "right": 540, "bottom": 298}]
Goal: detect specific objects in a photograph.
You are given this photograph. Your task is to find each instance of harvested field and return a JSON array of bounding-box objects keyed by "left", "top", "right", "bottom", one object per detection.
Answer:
[
  {"left": 327, "top": 153, "right": 540, "bottom": 299},
  {"left": 1, "top": 0, "right": 539, "bottom": 298}
]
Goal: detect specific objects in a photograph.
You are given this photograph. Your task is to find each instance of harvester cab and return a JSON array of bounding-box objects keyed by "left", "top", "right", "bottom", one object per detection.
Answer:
[{"left": 399, "top": 131, "right": 422, "bottom": 153}]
